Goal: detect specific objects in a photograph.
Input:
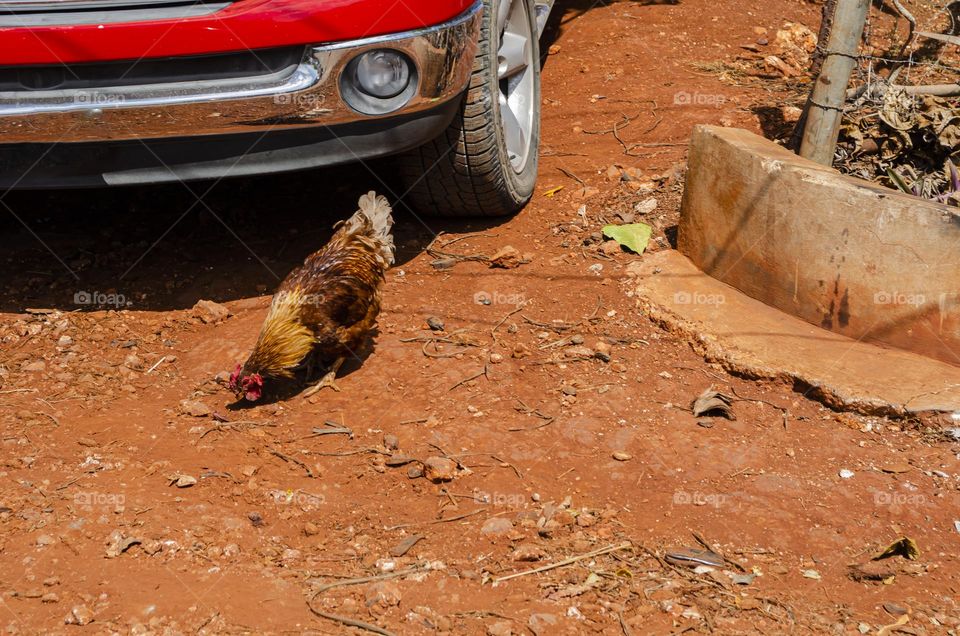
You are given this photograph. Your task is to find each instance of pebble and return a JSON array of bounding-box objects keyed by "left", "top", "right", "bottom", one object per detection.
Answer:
[
  {"left": 635, "top": 198, "right": 658, "bottom": 215},
  {"left": 487, "top": 621, "right": 514, "bottom": 636},
  {"left": 838, "top": 469, "right": 855, "bottom": 479},
  {"left": 528, "top": 613, "right": 559, "bottom": 636},
  {"left": 303, "top": 522, "right": 320, "bottom": 537},
  {"left": 883, "top": 602, "right": 909, "bottom": 616},
  {"left": 426, "top": 316, "right": 445, "bottom": 331},
  {"left": 35, "top": 534, "right": 54, "bottom": 547},
  {"left": 593, "top": 340, "right": 612, "bottom": 362},
  {"left": 41, "top": 593, "right": 59, "bottom": 603},
  {"left": 64, "top": 604, "right": 94, "bottom": 626},
  {"left": 612, "top": 451, "right": 632, "bottom": 461},
  {"left": 179, "top": 400, "right": 211, "bottom": 418},
  {"left": 407, "top": 465, "right": 424, "bottom": 479},
  {"left": 365, "top": 581, "right": 402, "bottom": 611},
  {"left": 193, "top": 299, "right": 231, "bottom": 324},
  {"left": 480, "top": 517, "right": 513, "bottom": 536},
  {"left": 802, "top": 569, "right": 821, "bottom": 580},
  {"left": 23, "top": 361, "right": 46, "bottom": 373},
  {"left": 489, "top": 353, "right": 504, "bottom": 364},
  {"left": 383, "top": 434, "right": 399, "bottom": 451},
  {"left": 57, "top": 335, "right": 73, "bottom": 348},
  {"left": 512, "top": 544, "right": 546, "bottom": 562},
  {"left": 423, "top": 457, "right": 457, "bottom": 482},
  {"left": 175, "top": 474, "right": 197, "bottom": 488}
]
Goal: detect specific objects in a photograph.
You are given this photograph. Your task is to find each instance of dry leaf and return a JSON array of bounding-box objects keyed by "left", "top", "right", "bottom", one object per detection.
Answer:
[{"left": 691, "top": 388, "right": 736, "bottom": 420}]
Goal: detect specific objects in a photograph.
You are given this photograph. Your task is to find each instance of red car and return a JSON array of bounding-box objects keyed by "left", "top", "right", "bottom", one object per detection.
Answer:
[{"left": 0, "top": 0, "right": 553, "bottom": 216}]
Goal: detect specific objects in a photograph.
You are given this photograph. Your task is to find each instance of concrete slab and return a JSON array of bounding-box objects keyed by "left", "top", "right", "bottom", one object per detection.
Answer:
[
  {"left": 629, "top": 250, "right": 960, "bottom": 415},
  {"left": 678, "top": 125, "right": 960, "bottom": 367}
]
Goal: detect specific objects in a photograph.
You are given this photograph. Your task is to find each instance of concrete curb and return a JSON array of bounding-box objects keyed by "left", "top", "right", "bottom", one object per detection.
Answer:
[
  {"left": 629, "top": 251, "right": 960, "bottom": 415},
  {"left": 679, "top": 125, "right": 960, "bottom": 367}
]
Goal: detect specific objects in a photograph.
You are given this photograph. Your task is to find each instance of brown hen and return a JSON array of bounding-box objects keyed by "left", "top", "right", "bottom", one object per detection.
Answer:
[{"left": 230, "top": 191, "right": 394, "bottom": 401}]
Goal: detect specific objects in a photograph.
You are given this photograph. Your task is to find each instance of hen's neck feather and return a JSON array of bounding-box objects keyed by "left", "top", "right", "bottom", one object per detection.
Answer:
[{"left": 246, "top": 287, "right": 316, "bottom": 378}]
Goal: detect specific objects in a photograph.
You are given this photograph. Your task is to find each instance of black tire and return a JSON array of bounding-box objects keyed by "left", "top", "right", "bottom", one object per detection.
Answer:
[{"left": 399, "top": 0, "right": 541, "bottom": 217}]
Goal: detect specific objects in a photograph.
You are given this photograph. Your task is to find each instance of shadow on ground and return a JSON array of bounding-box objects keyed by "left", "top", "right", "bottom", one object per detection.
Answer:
[{"left": 0, "top": 161, "right": 508, "bottom": 313}]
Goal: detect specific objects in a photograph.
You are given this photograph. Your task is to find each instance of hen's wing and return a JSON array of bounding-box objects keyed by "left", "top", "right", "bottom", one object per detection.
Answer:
[{"left": 277, "top": 197, "right": 392, "bottom": 355}]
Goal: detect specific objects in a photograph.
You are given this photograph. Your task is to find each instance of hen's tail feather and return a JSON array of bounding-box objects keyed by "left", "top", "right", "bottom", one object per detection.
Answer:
[{"left": 357, "top": 191, "right": 395, "bottom": 267}]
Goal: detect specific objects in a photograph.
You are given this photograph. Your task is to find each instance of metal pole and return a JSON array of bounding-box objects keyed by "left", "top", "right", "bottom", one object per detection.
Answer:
[{"left": 799, "top": 0, "right": 870, "bottom": 166}]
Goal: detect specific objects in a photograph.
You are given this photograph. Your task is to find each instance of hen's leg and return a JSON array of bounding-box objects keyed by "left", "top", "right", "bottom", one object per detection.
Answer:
[{"left": 302, "top": 356, "right": 345, "bottom": 397}]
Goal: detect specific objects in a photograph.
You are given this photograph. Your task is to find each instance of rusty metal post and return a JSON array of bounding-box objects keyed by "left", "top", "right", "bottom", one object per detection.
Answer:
[{"left": 799, "top": 0, "right": 870, "bottom": 166}]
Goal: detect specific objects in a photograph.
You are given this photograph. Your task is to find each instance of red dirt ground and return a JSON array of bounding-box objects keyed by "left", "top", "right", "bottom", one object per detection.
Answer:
[{"left": 1, "top": 1, "right": 958, "bottom": 634}]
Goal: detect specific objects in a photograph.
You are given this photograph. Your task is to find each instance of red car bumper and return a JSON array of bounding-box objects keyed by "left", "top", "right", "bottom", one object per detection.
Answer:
[
  {"left": 0, "top": 0, "right": 482, "bottom": 187},
  {"left": 0, "top": 0, "right": 475, "bottom": 65}
]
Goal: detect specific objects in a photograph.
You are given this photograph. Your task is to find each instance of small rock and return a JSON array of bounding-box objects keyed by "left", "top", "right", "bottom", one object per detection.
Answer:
[
  {"left": 576, "top": 512, "right": 597, "bottom": 527},
  {"left": 560, "top": 385, "right": 577, "bottom": 396},
  {"left": 247, "top": 512, "right": 264, "bottom": 527},
  {"left": 304, "top": 522, "right": 320, "bottom": 537},
  {"left": 881, "top": 463, "right": 912, "bottom": 474},
  {"left": 407, "top": 465, "right": 424, "bottom": 479},
  {"left": 57, "top": 335, "right": 73, "bottom": 348},
  {"left": 35, "top": 534, "right": 55, "bottom": 547},
  {"left": 193, "top": 299, "right": 231, "bottom": 324},
  {"left": 488, "top": 245, "right": 525, "bottom": 269},
  {"left": 802, "top": 569, "right": 821, "bottom": 580},
  {"left": 174, "top": 474, "right": 197, "bottom": 488},
  {"left": 426, "top": 316, "right": 445, "bottom": 332},
  {"left": 528, "top": 613, "right": 559, "bottom": 636},
  {"left": 781, "top": 105, "right": 803, "bottom": 123},
  {"left": 41, "top": 593, "right": 59, "bottom": 603},
  {"left": 838, "top": 469, "right": 855, "bottom": 479},
  {"left": 487, "top": 621, "right": 514, "bottom": 636},
  {"left": 383, "top": 434, "right": 399, "bottom": 451},
  {"left": 223, "top": 543, "right": 240, "bottom": 558},
  {"left": 365, "top": 581, "right": 402, "bottom": 611},
  {"left": 141, "top": 540, "right": 162, "bottom": 556},
  {"left": 23, "top": 361, "right": 46, "bottom": 373},
  {"left": 512, "top": 544, "right": 546, "bottom": 562},
  {"left": 489, "top": 352, "right": 504, "bottom": 364},
  {"left": 178, "top": 400, "right": 211, "bottom": 418},
  {"left": 612, "top": 451, "right": 632, "bottom": 461},
  {"left": 64, "top": 604, "right": 94, "bottom": 626},
  {"left": 635, "top": 198, "right": 658, "bottom": 215},
  {"left": 422, "top": 457, "right": 457, "bottom": 483},
  {"left": 600, "top": 241, "right": 623, "bottom": 257},
  {"left": 481, "top": 517, "right": 513, "bottom": 536},
  {"left": 105, "top": 531, "right": 141, "bottom": 558},
  {"left": 883, "top": 602, "right": 909, "bottom": 616}
]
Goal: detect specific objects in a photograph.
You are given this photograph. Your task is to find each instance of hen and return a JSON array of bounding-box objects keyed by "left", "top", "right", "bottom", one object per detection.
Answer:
[{"left": 230, "top": 191, "right": 394, "bottom": 402}]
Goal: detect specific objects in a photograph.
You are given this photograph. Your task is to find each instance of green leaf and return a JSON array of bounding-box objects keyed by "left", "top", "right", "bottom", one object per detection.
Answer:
[{"left": 601, "top": 223, "right": 653, "bottom": 254}]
